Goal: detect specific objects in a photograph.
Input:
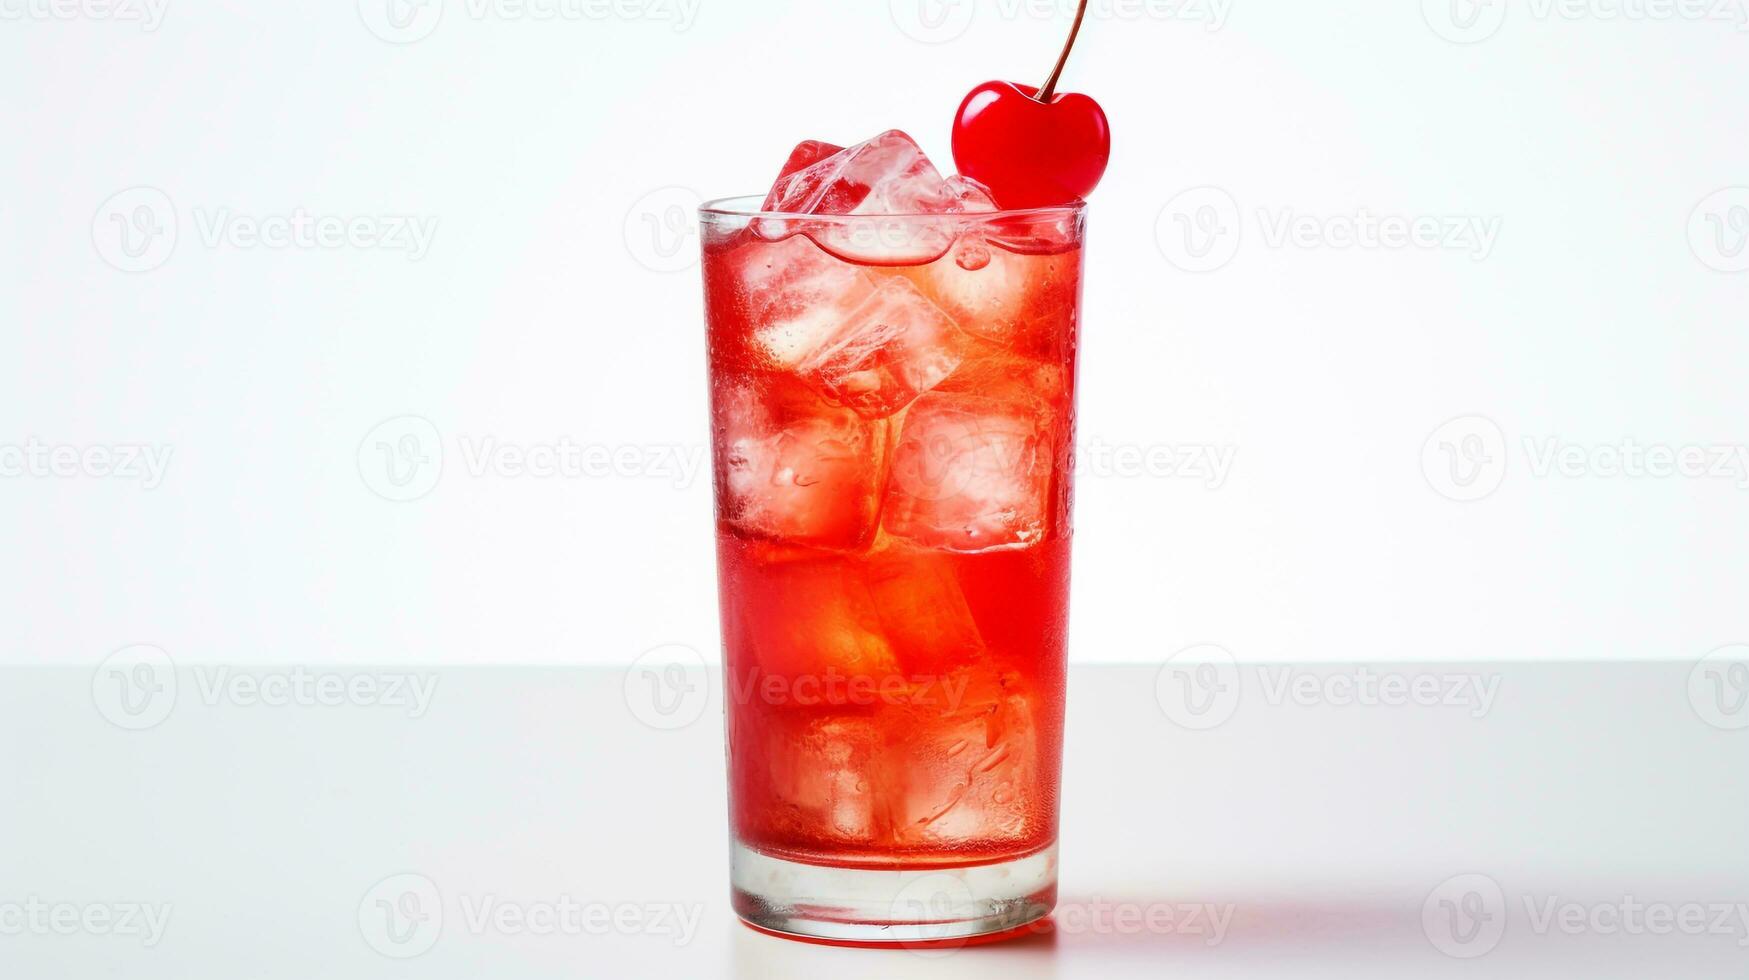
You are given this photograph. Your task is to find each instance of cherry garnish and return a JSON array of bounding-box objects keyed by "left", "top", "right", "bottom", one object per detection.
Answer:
[{"left": 951, "top": 0, "right": 1110, "bottom": 210}]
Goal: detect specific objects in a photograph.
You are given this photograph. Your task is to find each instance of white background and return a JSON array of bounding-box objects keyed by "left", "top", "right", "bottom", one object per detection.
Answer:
[{"left": 3, "top": 0, "right": 1747, "bottom": 668}]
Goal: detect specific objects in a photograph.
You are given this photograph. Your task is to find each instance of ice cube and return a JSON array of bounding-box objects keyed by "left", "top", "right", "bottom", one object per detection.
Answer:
[
  {"left": 902, "top": 245, "right": 1079, "bottom": 354},
  {"left": 733, "top": 235, "right": 877, "bottom": 371},
  {"left": 792, "top": 277, "right": 969, "bottom": 419},
  {"left": 743, "top": 714, "right": 880, "bottom": 843},
  {"left": 716, "top": 375, "right": 888, "bottom": 549},
  {"left": 765, "top": 130, "right": 955, "bottom": 216},
  {"left": 763, "top": 139, "right": 846, "bottom": 207},
  {"left": 943, "top": 175, "right": 998, "bottom": 213},
  {"left": 863, "top": 548, "right": 986, "bottom": 673},
  {"left": 883, "top": 391, "right": 1055, "bottom": 552},
  {"left": 883, "top": 667, "right": 1041, "bottom": 846},
  {"left": 751, "top": 140, "right": 848, "bottom": 243},
  {"left": 760, "top": 131, "right": 967, "bottom": 266}
]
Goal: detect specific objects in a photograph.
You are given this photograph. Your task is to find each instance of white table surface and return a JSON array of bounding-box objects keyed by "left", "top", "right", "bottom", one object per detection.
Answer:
[{"left": 3, "top": 661, "right": 1745, "bottom": 978}]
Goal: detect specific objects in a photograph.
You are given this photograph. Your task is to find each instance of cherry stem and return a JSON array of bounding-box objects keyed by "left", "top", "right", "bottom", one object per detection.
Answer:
[{"left": 1035, "top": 0, "right": 1089, "bottom": 103}]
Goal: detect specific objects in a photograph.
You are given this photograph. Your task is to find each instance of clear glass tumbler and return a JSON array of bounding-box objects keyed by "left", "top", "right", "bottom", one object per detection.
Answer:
[{"left": 699, "top": 197, "right": 1085, "bottom": 944}]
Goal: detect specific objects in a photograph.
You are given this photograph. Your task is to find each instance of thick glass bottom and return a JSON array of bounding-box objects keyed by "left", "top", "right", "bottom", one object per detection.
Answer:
[{"left": 730, "top": 841, "right": 1057, "bottom": 945}]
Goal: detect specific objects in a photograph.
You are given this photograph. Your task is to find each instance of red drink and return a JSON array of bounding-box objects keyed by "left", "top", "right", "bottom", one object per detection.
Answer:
[{"left": 700, "top": 176, "right": 1085, "bottom": 943}]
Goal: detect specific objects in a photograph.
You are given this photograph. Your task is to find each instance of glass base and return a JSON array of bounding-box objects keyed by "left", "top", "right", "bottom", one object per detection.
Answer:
[{"left": 730, "top": 842, "right": 1057, "bottom": 945}]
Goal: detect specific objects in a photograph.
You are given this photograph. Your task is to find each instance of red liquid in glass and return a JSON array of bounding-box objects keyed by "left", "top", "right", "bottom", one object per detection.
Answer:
[{"left": 702, "top": 213, "right": 1081, "bottom": 870}]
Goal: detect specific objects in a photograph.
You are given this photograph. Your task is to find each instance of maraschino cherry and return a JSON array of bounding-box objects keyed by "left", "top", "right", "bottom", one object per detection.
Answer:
[{"left": 951, "top": 0, "right": 1110, "bottom": 210}]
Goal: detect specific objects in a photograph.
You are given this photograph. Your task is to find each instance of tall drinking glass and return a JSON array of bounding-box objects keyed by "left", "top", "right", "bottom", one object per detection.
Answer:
[{"left": 699, "top": 198, "right": 1085, "bottom": 944}]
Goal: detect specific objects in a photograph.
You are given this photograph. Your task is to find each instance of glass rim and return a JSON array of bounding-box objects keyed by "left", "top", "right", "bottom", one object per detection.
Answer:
[{"left": 698, "top": 194, "right": 1087, "bottom": 222}]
